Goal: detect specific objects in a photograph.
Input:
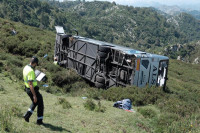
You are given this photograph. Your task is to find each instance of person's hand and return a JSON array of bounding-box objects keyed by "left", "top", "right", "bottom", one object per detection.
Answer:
[{"left": 33, "top": 95, "right": 37, "bottom": 103}]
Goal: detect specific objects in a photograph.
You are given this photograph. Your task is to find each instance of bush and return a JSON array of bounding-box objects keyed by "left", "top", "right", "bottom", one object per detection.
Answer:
[
  {"left": 11, "top": 68, "right": 23, "bottom": 80},
  {"left": 84, "top": 99, "right": 106, "bottom": 112},
  {"left": 101, "top": 86, "right": 165, "bottom": 106},
  {"left": 44, "top": 63, "right": 61, "bottom": 73},
  {"left": 86, "top": 87, "right": 103, "bottom": 100},
  {"left": 138, "top": 107, "right": 157, "bottom": 119},
  {"left": 63, "top": 81, "right": 89, "bottom": 94},
  {"left": 95, "top": 100, "right": 106, "bottom": 113},
  {"left": 84, "top": 99, "right": 96, "bottom": 111},
  {"left": 0, "top": 54, "right": 8, "bottom": 60},
  {"left": 6, "top": 56, "right": 23, "bottom": 68},
  {"left": 52, "top": 69, "right": 81, "bottom": 87},
  {"left": 58, "top": 98, "right": 72, "bottom": 109},
  {"left": 42, "top": 86, "right": 62, "bottom": 94}
]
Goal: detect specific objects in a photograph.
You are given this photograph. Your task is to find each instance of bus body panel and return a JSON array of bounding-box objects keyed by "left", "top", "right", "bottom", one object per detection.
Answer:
[{"left": 54, "top": 27, "right": 169, "bottom": 90}]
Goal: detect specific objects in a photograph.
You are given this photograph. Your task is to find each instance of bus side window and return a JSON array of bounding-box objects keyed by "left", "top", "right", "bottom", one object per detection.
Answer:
[{"left": 142, "top": 60, "right": 149, "bottom": 69}]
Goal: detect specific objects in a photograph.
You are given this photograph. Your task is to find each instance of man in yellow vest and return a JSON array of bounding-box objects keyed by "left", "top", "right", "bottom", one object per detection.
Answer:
[
  {"left": 54, "top": 57, "right": 58, "bottom": 65},
  {"left": 23, "top": 56, "right": 44, "bottom": 125}
]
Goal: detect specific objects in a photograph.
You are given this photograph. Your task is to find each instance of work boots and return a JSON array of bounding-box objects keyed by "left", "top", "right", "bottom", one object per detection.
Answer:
[
  {"left": 36, "top": 119, "right": 44, "bottom": 125},
  {"left": 23, "top": 111, "right": 32, "bottom": 122}
]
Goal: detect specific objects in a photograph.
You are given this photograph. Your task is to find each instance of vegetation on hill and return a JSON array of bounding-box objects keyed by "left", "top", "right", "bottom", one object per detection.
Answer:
[
  {"left": 0, "top": 18, "right": 200, "bottom": 132},
  {"left": 187, "top": 10, "right": 200, "bottom": 20},
  {"left": 0, "top": 0, "right": 200, "bottom": 132},
  {"left": 163, "top": 13, "right": 200, "bottom": 62},
  {"left": 170, "top": 13, "right": 200, "bottom": 42},
  {"left": 0, "top": 0, "right": 82, "bottom": 31},
  {"left": 47, "top": 1, "right": 188, "bottom": 51},
  {"left": 0, "top": 0, "right": 192, "bottom": 53}
]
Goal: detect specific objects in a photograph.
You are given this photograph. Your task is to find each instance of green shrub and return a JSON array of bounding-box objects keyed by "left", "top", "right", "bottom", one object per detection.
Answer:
[
  {"left": 6, "top": 57, "right": 23, "bottom": 67},
  {"left": 95, "top": 100, "right": 106, "bottom": 113},
  {"left": 138, "top": 107, "right": 157, "bottom": 119},
  {"left": 0, "top": 54, "right": 8, "bottom": 60},
  {"left": 101, "top": 86, "right": 165, "bottom": 106},
  {"left": 44, "top": 63, "right": 61, "bottom": 73},
  {"left": 84, "top": 99, "right": 96, "bottom": 111},
  {"left": 58, "top": 98, "right": 72, "bottom": 109},
  {"left": 42, "top": 86, "right": 61, "bottom": 94},
  {"left": 11, "top": 68, "right": 23, "bottom": 80},
  {"left": 4, "top": 72, "right": 10, "bottom": 77},
  {"left": 62, "top": 84, "right": 72, "bottom": 93},
  {"left": 68, "top": 81, "right": 89, "bottom": 95},
  {"left": 52, "top": 69, "right": 81, "bottom": 87},
  {"left": 83, "top": 99, "right": 106, "bottom": 112},
  {"left": 86, "top": 87, "right": 103, "bottom": 100}
]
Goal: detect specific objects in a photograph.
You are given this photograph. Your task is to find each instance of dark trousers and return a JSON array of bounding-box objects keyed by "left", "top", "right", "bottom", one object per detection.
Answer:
[{"left": 25, "top": 86, "right": 44, "bottom": 118}]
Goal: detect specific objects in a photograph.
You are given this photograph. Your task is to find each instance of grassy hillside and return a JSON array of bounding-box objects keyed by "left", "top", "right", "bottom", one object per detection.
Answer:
[
  {"left": 0, "top": 73, "right": 149, "bottom": 133},
  {"left": 0, "top": 18, "right": 200, "bottom": 132}
]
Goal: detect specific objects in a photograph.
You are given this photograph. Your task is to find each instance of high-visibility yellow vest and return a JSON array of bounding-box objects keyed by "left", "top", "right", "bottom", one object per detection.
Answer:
[
  {"left": 54, "top": 61, "right": 58, "bottom": 65},
  {"left": 23, "top": 65, "right": 37, "bottom": 88}
]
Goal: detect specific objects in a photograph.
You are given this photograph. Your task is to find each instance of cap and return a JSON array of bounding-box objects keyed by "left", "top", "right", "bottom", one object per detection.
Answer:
[{"left": 31, "top": 56, "right": 39, "bottom": 65}]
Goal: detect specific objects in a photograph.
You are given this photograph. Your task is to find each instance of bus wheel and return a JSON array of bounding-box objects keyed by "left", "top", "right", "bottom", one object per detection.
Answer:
[
  {"left": 95, "top": 82, "right": 105, "bottom": 89},
  {"left": 96, "top": 75, "right": 105, "bottom": 83}
]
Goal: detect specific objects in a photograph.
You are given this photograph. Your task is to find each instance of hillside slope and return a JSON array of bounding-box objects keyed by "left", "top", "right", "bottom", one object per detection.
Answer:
[
  {"left": 0, "top": 18, "right": 200, "bottom": 132},
  {"left": 0, "top": 73, "right": 148, "bottom": 133},
  {"left": 167, "top": 13, "right": 200, "bottom": 42},
  {"left": 155, "top": 5, "right": 200, "bottom": 20},
  {"left": 163, "top": 13, "right": 200, "bottom": 62},
  {"left": 48, "top": 1, "right": 187, "bottom": 51},
  {"left": 0, "top": 0, "right": 189, "bottom": 53}
]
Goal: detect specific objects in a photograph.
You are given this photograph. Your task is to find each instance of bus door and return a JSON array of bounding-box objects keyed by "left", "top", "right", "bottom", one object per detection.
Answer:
[
  {"left": 138, "top": 58, "right": 151, "bottom": 87},
  {"left": 157, "top": 60, "right": 168, "bottom": 88}
]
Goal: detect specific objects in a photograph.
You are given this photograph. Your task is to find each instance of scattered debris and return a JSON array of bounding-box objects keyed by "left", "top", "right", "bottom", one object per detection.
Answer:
[
  {"left": 82, "top": 97, "right": 87, "bottom": 99},
  {"left": 11, "top": 29, "right": 17, "bottom": 35},
  {"left": 43, "top": 54, "right": 48, "bottom": 58},
  {"left": 125, "top": 109, "right": 136, "bottom": 113},
  {"left": 43, "top": 84, "right": 49, "bottom": 88},
  {"left": 113, "top": 99, "right": 133, "bottom": 111}
]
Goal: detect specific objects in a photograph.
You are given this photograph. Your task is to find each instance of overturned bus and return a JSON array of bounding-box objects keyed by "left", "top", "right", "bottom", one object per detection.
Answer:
[{"left": 54, "top": 26, "right": 169, "bottom": 90}]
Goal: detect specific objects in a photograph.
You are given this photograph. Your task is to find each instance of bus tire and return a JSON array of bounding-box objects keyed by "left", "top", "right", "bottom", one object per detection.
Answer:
[
  {"left": 99, "top": 46, "right": 111, "bottom": 52},
  {"left": 96, "top": 75, "right": 105, "bottom": 83},
  {"left": 95, "top": 82, "right": 105, "bottom": 88}
]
